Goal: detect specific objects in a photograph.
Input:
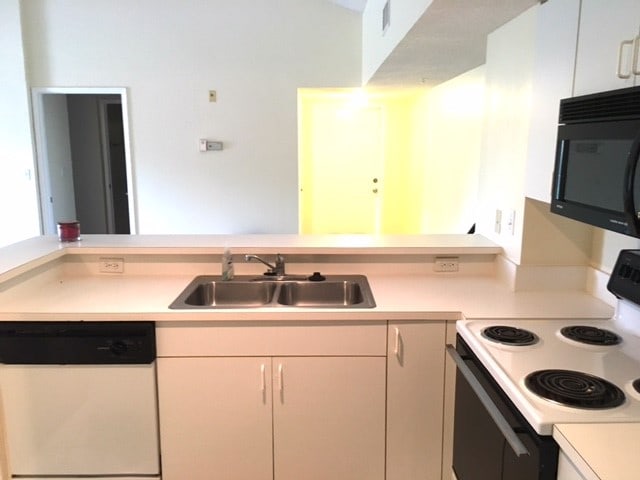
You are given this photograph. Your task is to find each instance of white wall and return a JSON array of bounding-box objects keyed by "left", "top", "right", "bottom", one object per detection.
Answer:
[
  {"left": 20, "top": 0, "right": 361, "bottom": 234},
  {"left": 362, "top": 0, "right": 433, "bottom": 84},
  {"left": 476, "top": 6, "right": 537, "bottom": 264},
  {"left": 420, "top": 66, "right": 485, "bottom": 234},
  {"left": 0, "top": 0, "right": 40, "bottom": 247}
]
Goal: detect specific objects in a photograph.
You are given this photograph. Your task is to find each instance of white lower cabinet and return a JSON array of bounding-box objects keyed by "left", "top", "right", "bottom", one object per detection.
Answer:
[
  {"left": 156, "top": 322, "right": 387, "bottom": 480},
  {"left": 386, "top": 321, "right": 447, "bottom": 480},
  {"left": 157, "top": 357, "right": 273, "bottom": 480},
  {"left": 272, "top": 356, "right": 386, "bottom": 480}
]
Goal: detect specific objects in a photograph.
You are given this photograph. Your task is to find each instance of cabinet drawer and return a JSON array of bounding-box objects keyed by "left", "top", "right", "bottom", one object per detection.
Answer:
[{"left": 156, "top": 321, "right": 387, "bottom": 357}]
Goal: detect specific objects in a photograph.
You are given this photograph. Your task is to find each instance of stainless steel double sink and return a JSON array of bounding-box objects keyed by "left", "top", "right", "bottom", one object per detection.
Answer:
[{"left": 169, "top": 275, "right": 376, "bottom": 309}]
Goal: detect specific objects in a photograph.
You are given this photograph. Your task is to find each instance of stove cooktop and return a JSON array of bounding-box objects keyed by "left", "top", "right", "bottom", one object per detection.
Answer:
[{"left": 457, "top": 318, "right": 640, "bottom": 435}]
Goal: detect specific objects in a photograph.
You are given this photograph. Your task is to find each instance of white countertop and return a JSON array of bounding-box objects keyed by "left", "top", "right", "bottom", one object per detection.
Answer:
[
  {"left": 0, "top": 270, "right": 615, "bottom": 322},
  {"left": 554, "top": 423, "right": 640, "bottom": 480},
  {"left": 0, "top": 234, "right": 613, "bottom": 321},
  {"left": 0, "top": 233, "right": 502, "bottom": 280}
]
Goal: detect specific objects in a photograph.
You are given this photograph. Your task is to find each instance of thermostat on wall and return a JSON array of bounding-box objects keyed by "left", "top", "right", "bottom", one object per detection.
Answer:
[{"left": 199, "top": 139, "right": 223, "bottom": 152}]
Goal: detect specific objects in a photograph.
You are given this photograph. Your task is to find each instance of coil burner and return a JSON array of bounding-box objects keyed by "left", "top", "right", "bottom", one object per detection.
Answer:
[
  {"left": 481, "top": 326, "right": 538, "bottom": 346},
  {"left": 560, "top": 326, "right": 622, "bottom": 346},
  {"left": 525, "top": 369, "right": 625, "bottom": 409}
]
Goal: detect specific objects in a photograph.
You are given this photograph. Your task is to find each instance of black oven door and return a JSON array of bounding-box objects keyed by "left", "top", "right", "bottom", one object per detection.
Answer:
[{"left": 448, "top": 337, "right": 558, "bottom": 480}]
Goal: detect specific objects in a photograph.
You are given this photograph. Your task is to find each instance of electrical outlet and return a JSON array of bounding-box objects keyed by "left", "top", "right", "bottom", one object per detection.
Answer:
[
  {"left": 506, "top": 210, "right": 516, "bottom": 235},
  {"left": 434, "top": 256, "right": 459, "bottom": 272},
  {"left": 99, "top": 257, "right": 124, "bottom": 273},
  {"left": 494, "top": 209, "right": 502, "bottom": 234}
]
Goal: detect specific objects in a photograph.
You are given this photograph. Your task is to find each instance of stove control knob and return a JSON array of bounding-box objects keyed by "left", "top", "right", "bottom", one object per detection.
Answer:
[{"left": 618, "top": 264, "right": 633, "bottom": 278}]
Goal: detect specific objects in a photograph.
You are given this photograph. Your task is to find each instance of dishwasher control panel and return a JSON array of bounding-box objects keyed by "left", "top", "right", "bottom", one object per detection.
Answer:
[{"left": 0, "top": 321, "right": 156, "bottom": 364}]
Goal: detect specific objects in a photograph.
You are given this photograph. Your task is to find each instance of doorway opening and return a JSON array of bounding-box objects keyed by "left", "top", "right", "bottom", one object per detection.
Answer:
[{"left": 31, "top": 87, "right": 136, "bottom": 235}]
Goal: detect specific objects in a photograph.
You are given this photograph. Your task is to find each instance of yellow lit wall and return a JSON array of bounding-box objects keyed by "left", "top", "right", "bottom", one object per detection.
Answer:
[{"left": 419, "top": 66, "right": 486, "bottom": 234}]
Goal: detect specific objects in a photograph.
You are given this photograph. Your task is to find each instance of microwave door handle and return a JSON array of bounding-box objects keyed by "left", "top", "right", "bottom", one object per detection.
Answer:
[
  {"left": 446, "top": 345, "right": 530, "bottom": 457},
  {"left": 623, "top": 132, "right": 640, "bottom": 236}
]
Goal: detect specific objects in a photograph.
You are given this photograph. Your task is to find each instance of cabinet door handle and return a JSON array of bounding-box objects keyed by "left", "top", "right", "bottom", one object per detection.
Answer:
[
  {"left": 617, "top": 38, "right": 634, "bottom": 79},
  {"left": 260, "top": 364, "right": 266, "bottom": 394},
  {"left": 394, "top": 327, "right": 402, "bottom": 360},
  {"left": 632, "top": 35, "right": 640, "bottom": 75},
  {"left": 278, "top": 363, "right": 284, "bottom": 394}
]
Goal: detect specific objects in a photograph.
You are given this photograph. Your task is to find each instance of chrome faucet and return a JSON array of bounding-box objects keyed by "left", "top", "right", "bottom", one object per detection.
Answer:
[{"left": 245, "top": 253, "right": 286, "bottom": 276}]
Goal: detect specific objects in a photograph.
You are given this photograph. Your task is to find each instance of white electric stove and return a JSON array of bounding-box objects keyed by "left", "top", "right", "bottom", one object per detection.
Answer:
[{"left": 456, "top": 249, "right": 640, "bottom": 436}]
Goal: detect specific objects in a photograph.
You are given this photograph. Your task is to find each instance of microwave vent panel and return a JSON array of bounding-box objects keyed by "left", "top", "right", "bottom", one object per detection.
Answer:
[{"left": 560, "top": 86, "right": 640, "bottom": 124}]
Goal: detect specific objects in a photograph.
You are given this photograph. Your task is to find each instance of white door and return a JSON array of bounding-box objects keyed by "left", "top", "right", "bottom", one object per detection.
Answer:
[
  {"left": 157, "top": 357, "right": 273, "bottom": 480},
  {"left": 272, "top": 356, "right": 386, "bottom": 480},
  {"left": 301, "top": 103, "right": 384, "bottom": 234},
  {"left": 0, "top": 364, "right": 159, "bottom": 476}
]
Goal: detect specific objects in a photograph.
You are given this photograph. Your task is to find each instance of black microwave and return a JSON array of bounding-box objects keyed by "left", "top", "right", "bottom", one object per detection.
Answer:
[{"left": 551, "top": 85, "right": 640, "bottom": 237}]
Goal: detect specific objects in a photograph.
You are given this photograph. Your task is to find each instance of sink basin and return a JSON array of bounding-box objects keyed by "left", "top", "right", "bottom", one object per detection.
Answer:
[
  {"left": 181, "top": 281, "right": 277, "bottom": 307},
  {"left": 276, "top": 281, "right": 365, "bottom": 307},
  {"left": 169, "top": 275, "right": 376, "bottom": 309}
]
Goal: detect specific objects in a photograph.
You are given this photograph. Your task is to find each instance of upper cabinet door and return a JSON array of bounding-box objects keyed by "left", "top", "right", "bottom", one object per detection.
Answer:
[{"left": 574, "top": 0, "right": 640, "bottom": 96}]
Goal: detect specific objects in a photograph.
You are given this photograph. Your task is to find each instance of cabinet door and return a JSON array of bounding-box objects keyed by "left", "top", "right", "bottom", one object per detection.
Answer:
[
  {"left": 386, "top": 321, "right": 447, "bottom": 480},
  {"left": 272, "top": 356, "right": 386, "bottom": 480},
  {"left": 574, "top": 0, "right": 640, "bottom": 95},
  {"left": 157, "top": 357, "right": 273, "bottom": 480}
]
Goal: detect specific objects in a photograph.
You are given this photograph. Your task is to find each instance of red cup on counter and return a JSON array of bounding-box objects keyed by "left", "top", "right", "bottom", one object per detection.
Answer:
[{"left": 57, "top": 221, "right": 81, "bottom": 242}]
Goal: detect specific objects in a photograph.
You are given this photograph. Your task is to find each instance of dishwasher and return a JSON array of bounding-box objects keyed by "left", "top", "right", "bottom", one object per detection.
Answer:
[{"left": 0, "top": 321, "right": 160, "bottom": 480}]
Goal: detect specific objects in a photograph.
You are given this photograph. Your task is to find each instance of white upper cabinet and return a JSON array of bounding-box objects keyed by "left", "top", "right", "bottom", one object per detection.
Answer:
[
  {"left": 525, "top": 0, "right": 580, "bottom": 203},
  {"left": 574, "top": 0, "right": 640, "bottom": 96}
]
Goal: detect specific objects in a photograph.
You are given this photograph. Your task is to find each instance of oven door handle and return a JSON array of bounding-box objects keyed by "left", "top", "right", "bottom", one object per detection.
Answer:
[{"left": 446, "top": 344, "right": 530, "bottom": 457}]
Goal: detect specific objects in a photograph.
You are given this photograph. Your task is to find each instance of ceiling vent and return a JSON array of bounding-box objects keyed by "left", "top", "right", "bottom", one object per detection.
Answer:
[{"left": 382, "top": 0, "right": 391, "bottom": 34}]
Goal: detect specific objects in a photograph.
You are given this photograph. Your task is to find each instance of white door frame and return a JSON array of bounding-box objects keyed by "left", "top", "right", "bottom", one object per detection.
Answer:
[{"left": 31, "top": 87, "right": 138, "bottom": 234}]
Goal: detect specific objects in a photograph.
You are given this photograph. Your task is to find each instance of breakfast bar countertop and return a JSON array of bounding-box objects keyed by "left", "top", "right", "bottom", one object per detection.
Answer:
[{"left": 0, "top": 234, "right": 614, "bottom": 322}]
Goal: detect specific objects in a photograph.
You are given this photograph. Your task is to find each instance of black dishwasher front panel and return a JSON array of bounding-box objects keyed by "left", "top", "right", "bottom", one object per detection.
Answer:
[{"left": 0, "top": 321, "right": 156, "bottom": 364}]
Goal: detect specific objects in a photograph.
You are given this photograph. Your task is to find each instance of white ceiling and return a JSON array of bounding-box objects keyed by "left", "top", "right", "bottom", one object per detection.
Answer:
[{"left": 331, "top": 0, "right": 541, "bottom": 87}]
